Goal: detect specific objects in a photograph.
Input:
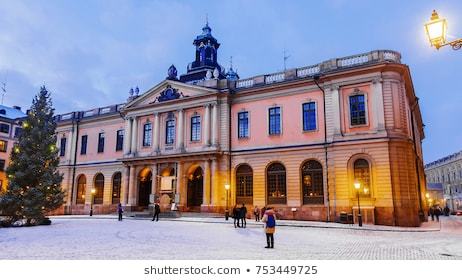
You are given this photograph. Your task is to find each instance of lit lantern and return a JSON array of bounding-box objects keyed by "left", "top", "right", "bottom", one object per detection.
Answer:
[{"left": 424, "top": 10, "right": 447, "bottom": 49}]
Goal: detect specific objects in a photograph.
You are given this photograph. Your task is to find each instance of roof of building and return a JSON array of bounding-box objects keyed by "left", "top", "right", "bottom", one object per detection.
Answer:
[
  {"left": 427, "top": 183, "right": 443, "bottom": 191},
  {"left": 425, "top": 150, "right": 462, "bottom": 169},
  {"left": 0, "top": 104, "right": 27, "bottom": 120}
]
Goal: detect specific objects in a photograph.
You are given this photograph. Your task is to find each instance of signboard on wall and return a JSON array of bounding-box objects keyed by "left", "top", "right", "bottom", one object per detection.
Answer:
[{"left": 161, "top": 176, "right": 175, "bottom": 191}]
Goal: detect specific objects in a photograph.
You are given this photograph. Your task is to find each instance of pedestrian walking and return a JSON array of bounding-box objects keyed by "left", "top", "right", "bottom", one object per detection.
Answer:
[
  {"left": 232, "top": 205, "right": 240, "bottom": 228},
  {"left": 435, "top": 205, "right": 442, "bottom": 222},
  {"left": 117, "top": 203, "right": 123, "bottom": 221},
  {"left": 261, "top": 207, "right": 276, "bottom": 249},
  {"left": 152, "top": 202, "right": 161, "bottom": 222},
  {"left": 254, "top": 205, "right": 260, "bottom": 222},
  {"left": 240, "top": 204, "right": 247, "bottom": 228},
  {"left": 429, "top": 206, "right": 435, "bottom": 221},
  {"left": 444, "top": 205, "right": 450, "bottom": 216}
]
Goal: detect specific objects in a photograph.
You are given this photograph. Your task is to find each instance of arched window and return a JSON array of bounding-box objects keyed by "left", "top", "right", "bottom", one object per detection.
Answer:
[
  {"left": 94, "top": 173, "right": 104, "bottom": 204},
  {"left": 76, "top": 175, "right": 86, "bottom": 204},
  {"left": 267, "top": 163, "right": 287, "bottom": 204},
  {"left": 112, "top": 172, "right": 122, "bottom": 204},
  {"left": 353, "top": 159, "right": 371, "bottom": 197},
  {"left": 236, "top": 164, "right": 253, "bottom": 204},
  {"left": 301, "top": 160, "right": 324, "bottom": 204}
]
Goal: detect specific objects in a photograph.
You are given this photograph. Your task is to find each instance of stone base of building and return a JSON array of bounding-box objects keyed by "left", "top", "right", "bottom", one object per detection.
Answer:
[{"left": 49, "top": 204, "right": 422, "bottom": 227}]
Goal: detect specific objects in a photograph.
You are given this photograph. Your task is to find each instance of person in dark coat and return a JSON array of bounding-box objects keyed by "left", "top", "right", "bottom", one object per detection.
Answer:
[
  {"left": 444, "top": 205, "right": 450, "bottom": 216},
  {"left": 152, "top": 202, "right": 161, "bottom": 222},
  {"left": 261, "top": 206, "right": 266, "bottom": 220},
  {"left": 117, "top": 203, "right": 123, "bottom": 221},
  {"left": 429, "top": 206, "right": 435, "bottom": 221},
  {"left": 240, "top": 204, "right": 247, "bottom": 228},
  {"left": 434, "top": 205, "right": 442, "bottom": 222},
  {"left": 232, "top": 205, "right": 240, "bottom": 228}
]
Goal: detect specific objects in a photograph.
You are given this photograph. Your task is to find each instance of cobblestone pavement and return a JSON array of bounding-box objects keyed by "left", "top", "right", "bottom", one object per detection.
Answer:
[{"left": 0, "top": 216, "right": 461, "bottom": 260}]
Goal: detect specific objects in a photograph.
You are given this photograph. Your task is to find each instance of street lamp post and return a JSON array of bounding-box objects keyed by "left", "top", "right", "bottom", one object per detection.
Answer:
[
  {"left": 90, "top": 188, "right": 96, "bottom": 216},
  {"left": 354, "top": 181, "right": 362, "bottom": 227},
  {"left": 425, "top": 10, "right": 462, "bottom": 50},
  {"left": 224, "top": 184, "right": 230, "bottom": 220}
]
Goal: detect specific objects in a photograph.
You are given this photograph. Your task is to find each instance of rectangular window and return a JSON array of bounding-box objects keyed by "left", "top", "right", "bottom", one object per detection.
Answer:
[
  {"left": 80, "top": 135, "right": 87, "bottom": 155},
  {"left": 116, "top": 130, "right": 124, "bottom": 151},
  {"left": 349, "top": 95, "right": 367, "bottom": 126},
  {"left": 0, "top": 159, "right": 5, "bottom": 171},
  {"left": 14, "top": 127, "right": 23, "bottom": 138},
  {"left": 60, "top": 137, "right": 66, "bottom": 157},
  {"left": 302, "top": 102, "right": 317, "bottom": 131},
  {"left": 97, "top": 133, "right": 105, "bottom": 153},
  {"left": 268, "top": 107, "right": 281, "bottom": 135},
  {"left": 143, "top": 123, "right": 152, "bottom": 147},
  {"left": 0, "top": 123, "right": 10, "bottom": 134},
  {"left": 190, "top": 116, "right": 201, "bottom": 141},
  {"left": 238, "top": 111, "right": 249, "bottom": 138},
  {"left": 166, "top": 120, "right": 175, "bottom": 145},
  {"left": 0, "top": 140, "right": 7, "bottom": 152}
]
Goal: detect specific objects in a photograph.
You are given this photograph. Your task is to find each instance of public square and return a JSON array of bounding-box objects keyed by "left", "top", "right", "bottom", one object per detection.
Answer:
[{"left": 1, "top": 216, "right": 461, "bottom": 260}]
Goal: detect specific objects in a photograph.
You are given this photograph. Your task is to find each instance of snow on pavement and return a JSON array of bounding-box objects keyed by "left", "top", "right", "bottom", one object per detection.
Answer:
[{"left": 0, "top": 217, "right": 461, "bottom": 260}]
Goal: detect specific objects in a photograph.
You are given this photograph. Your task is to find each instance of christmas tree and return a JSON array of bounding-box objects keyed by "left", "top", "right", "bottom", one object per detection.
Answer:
[{"left": 0, "top": 86, "right": 64, "bottom": 226}]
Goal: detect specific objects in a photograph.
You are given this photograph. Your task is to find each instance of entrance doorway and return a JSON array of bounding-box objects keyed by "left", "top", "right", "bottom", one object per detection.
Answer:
[
  {"left": 138, "top": 168, "right": 152, "bottom": 207},
  {"left": 187, "top": 167, "right": 203, "bottom": 209}
]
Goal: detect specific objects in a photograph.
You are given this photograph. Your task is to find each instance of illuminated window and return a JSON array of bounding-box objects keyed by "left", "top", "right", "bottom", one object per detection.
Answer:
[
  {"left": 76, "top": 175, "right": 86, "bottom": 204},
  {"left": 266, "top": 163, "right": 286, "bottom": 204},
  {"left": 0, "top": 140, "right": 7, "bottom": 152},
  {"left": 94, "top": 173, "right": 104, "bottom": 204},
  {"left": 301, "top": 160, "right": 324, "bottom": 204},
  {"left": 112, "top": 172, "right": 122, "bottom": 204},
  {"left": 353, "top": 159, "right": 371, "bottom": 197}
]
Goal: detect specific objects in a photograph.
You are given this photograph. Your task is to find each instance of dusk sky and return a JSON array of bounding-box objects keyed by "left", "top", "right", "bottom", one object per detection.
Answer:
[{"left": 0, "top": 0, "right": 461, "bottom": 163}]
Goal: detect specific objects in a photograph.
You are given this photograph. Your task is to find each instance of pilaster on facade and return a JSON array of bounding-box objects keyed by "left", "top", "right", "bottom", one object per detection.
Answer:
[
  {"left": 153, "top": 113, "right": 160, "bottom": 154},
  {"left": 325, "top": 84, "right": 341, "bottom": 143},
  {"left": 203, "top": 104, "right": 211, "bottom": 147},
  {"left": 123, "top": 117, "right": 133, "bottom": 156},
  {"left": 121, "top": 165, "right": 130, "bottom": 205},
  {"left": 177, "top": 109, "right": 185, "bottom": 152},
  {"left": 211, "top": 102, "right": 219, "bottom": 147},
  {"left": 372, "top": 78, "right": 386, "bottom": 132},
  {"left": 202, "top": 160, "right": 211, "bottom": 206},
  {"left": 128, "top": 165, "right": 137, "bottom": 206},
  {"left": 130, "top": 117, "right": 138, "bottom": 156}
]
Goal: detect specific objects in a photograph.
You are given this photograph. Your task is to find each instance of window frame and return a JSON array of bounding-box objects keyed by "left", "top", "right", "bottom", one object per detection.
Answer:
[
  {"left": 348, "top": 93, "right": 368, "bottom": 127},
  {"left": 302, "top": 102, "right": 317, "bottom": 132},
  {"left": 165, "top": 118, "right": 175, "bottom": 145},
  {"left": 190, "top": 115, "right": 201, "bottom": 142},
  {"left": 0, "top": 123, "right": 10, "bottom": 134},
  {"left": 266, "top": 162, "right": 287, "bottom": 205},
  {"left": 268, "top": 106, "right": 282, "bottom": 135},
  {"left": 142, "top": 123, "right": 152, "bottom": 147},
  {"left": 236, "top": 164, "right": 253, "bottom": 204},
  {"left": 80, "top": 135, "right": 88, "bottom": 155},
  {"left": 112, "top": 172, "right": 122, "bottom": 204},
  {"left": 60, "top": 137, "right": 67, "bottom": 157},
  {"left": 237, "top": 111, "right": 249, "bottom": 139},
  {"left": 116, "top": 130, "right": 124, "bottom": 151},
  {"left": 353, "top": 158, "right": 372, "bottom": 198},
  {"left": 97, "top": 132, "right": 105, "bottom": 153}
]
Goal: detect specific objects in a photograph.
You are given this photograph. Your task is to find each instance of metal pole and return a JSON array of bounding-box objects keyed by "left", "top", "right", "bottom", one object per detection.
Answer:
[
  {"left": 357, "top": 190, "right": 362, "bottom": 227},
  {"left": 90, "top": 193, "right": 94, "bottom": 216},
  {"left": 225, "top": 189, "right": 229, "bottom": 220}
]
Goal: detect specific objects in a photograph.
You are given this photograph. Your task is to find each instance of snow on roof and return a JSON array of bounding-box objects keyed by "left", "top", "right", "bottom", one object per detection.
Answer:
[{"left": 0, "top": 104, "right": 27, "bottom": 120}]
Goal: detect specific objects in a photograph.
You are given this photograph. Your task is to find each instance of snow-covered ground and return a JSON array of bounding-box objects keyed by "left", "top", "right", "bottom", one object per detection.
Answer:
[{"left": 1, "top": 216, "right": 461, "bottom": 260}]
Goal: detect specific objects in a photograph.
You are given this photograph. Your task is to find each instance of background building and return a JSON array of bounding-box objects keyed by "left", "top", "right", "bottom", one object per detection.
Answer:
[
  {"left": 425, "top": 151, "right": 462, "bottom": 212},
  {"left": 0, "top": 105, "right": 26, "bottom": 193},
  {"left": 54, "top": 23, "right": 427, "bottom": 226}
]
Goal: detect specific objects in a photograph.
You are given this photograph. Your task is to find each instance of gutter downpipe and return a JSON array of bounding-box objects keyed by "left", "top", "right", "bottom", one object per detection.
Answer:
[
  {"left": 69, "top": 112, "right": 80, "bottom": 215},
  {"left": 313, "top": 75, "right": 331, "bottom": 222},
  {"left": 410, "top": 98, "right": 425, "bottom": 222}
]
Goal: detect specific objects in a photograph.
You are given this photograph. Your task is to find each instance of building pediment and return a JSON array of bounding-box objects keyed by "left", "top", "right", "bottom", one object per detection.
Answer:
[{"left": 123, "top": 79, "right": 218, "bottom": 111}]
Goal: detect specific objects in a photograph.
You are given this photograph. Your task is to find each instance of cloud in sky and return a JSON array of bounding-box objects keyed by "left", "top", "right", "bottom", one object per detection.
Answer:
[{"left": 0, "top": 0, "right": 461, "bottom": 163}]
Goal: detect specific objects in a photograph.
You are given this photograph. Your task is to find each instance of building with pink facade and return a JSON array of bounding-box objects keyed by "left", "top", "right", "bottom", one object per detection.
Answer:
[{"left": 55, "top": 23, "right": 427, "bottom": 226}]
